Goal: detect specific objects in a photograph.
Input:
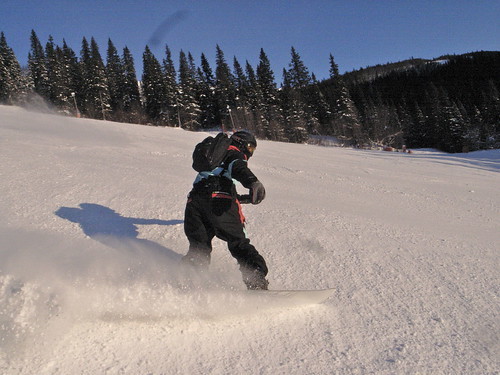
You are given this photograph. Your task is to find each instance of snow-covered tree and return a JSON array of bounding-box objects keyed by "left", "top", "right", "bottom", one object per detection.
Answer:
[
  {"left": 228, "top": 56, "right": 252, "bottom": 130},
  {"left": 162, "top": 45, "right": 179, "bottom": 125},
  {"left": 45, "top": 36, "right": 74, "bottom": 111},
  {"left": 79, "top": 37, "right": 110, "bottom": 119},
  {"left": 332, "top": 84, "right": 362, "bottom": 143},
  {"left": 280, "top": 68, "right": 308, "bottom": 143},
  {"left": 45, "top": 36, "right": 58, "bottom": 104},
  {"left": 28, "top": 30, "right": 50, "bottom": 99},
  {"left": 197, "top": 52, "right": 218, "bottom": 129},
  {"left": 287, "top": 47, "right": 312, "bottom": 89},
  {"left": 285, "top": 47, "right": 319, "bottom": 135},
  {"left": 106, "top": 39, "right": 126, "bottom": 115},
  {"left": 256, "top": 48, "right": 283, "bottom": 140},
  {"left": 307, "top": 76, "right": 331, "bottom": 134},
  {"left": 142, "top": 45, "right": 167, "bottom": 124},
  {"left": 243, "top": 60, "right": 265, "bottom": 135},
  {"left": 62, "top": 40, "right": 83, "bottom": 116},
  {"left": 121, "top": 46, "right": 141, "bottom": 117},
  {"left": 327, "top": 53, "right": 362, "bottom": 143},
  {"left": 215, "top": 45, "right": 236, "bottom": 129},
  {"left": 233, "top": 57, "right": 250, "bottom": 108},
  {"left": 178, "top": 50, "right": 200, "bottom": 130},
  {"left": 0, "top": 32, "right": 24, "bottom": 104}
]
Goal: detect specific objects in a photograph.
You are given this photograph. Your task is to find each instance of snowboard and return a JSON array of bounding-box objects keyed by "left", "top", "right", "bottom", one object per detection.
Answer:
[{"left": 246, "top": 288, "right": 335, "bottom": 306}]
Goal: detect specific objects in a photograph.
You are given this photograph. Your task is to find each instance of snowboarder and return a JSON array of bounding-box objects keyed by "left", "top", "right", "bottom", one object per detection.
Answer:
[{"left": 183, "top": 130, "right": 269, "bottom": 290}]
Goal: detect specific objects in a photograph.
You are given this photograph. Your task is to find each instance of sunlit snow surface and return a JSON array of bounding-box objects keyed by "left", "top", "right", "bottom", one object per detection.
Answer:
[{"left": 1, "top": 105, "right": 498, "bottom": 374}]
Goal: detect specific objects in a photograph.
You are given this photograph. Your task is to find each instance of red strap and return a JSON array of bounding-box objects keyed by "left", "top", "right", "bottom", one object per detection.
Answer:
[
  {"left": 236, "top": 199, "right": 246, "bottom": 224},
  {"left": 211, "top": 192, "right": 232, "bottom": 199},
  {"left": 227, "top": 145, "right": 248, "bottom": 160}
]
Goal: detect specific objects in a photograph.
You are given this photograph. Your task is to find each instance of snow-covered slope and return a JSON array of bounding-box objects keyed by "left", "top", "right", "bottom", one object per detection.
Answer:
[{"left": 1, "top": 105, "right": 498, "bottom": 374}]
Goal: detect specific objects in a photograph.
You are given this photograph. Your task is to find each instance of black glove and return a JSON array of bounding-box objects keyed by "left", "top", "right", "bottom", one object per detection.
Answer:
[{"left": 250, "top": 181, "right": 266, "bottom": 205}]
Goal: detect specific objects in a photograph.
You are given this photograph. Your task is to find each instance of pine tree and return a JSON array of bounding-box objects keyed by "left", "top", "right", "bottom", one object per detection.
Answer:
[
  {"left": 121, "top": 46, "right": 141, "bottom": 118},
  {"left": 142, "top": 45, "right": 167, "bottom": 124},
  {"left": 187, "top": 52, "right": 198, "bottom": 78},
  {"left": 422, "top": 83, "right": 466, "bottom": 152},
  {"left": 233, "top": 57, "right": 250, "bottom": 108},
  {"left": 55, "top": 45, "right": 75, "bottom": 111},
  {"left": 331, "top": 84, "right": 362, "bottom": 144},
  {"left": 256, "top": 48, "right": 277, "bottom": 107},
  {"left": 45, "top": 36, "right": 73, "bottom": 111},
  {"left": 329, "top": 53, "right": 340, "bottom": 79},
  {"left": 480, "top": 80, "right": 500, "bottom": 149},
  {"left": 465, "top": 106, "right": 483, "bottom": 151},
  {"left": 245, "top": 60, "right": 265, "bottom": 135},
  {"left": 28, "top": 30, "right": 50, "bottom": 99},
  {"left": 162, "top": 45, "right": 179, "bottom": 125},
  {"left": 0, "top": 32, "right": 24, "bottom": 104},
  {"left": 245, "top": 60, "right": 262, "bottom": 111},
  {"left": 407, "top": 102, "right": 427, "bottom": 148},
  {"left": 230, "top": 56, "right": 252, "bottom": 130},
  {"left": 45, "top": 36, "right": 59, "bottom": 104},
  {"left": 197, "top": 52, "right": 217, "bottom": 128},
  {"left": 422, "top": 82, "right": 441, "bottom": 148},
  {"left": 286, "top": 47, "right": 319, "bottom": 135},
  {"left": 396, "top": 101, "right": 414, "bottom": 147},
  {"left": 307, "top": 76, "right": 331, "bottom": 135},
  {"left": 437, "top": 88, "right": 466, "bottom": 153},
  {"left": 256, "top": 48, "right": 283, "bottom": 139},
  {"left": 106, "top": 38, "right": 126, "bottom": 116},
  {"left": 214, "top": 45, "right": 236, "bottom": 129},
  {"left": 327, "top": 53, "right": 362, "bottom": 144},
  {"left": 90, "top": 37, "right": 111, "bottom": 119},
  {"left": 385, "top": 103, "right": 403, "bottom": 146},
  {"left": 178, "top": 50, "right": 200, "bottom": 130},
  {"left": 79, "top": 37, "right": 110, "bottom": 119},
  {"left": 62, "top": 40, "right": 83, "bottom": 116},
  {"left": 288, "top": 47, "right": 311, "bottom": 89},
  {"left": 327, "top": 53, "right": 344, "bottom": 111},
  {"left": 0, "top": 37, "right": 10, "bottom": 102},
  {"left": 199, "top": 53, "right": 215, "bottom": 87},
  {"left": 358, "top": 96, "right": 377, "bottom": 143},
  {"left": 280, "top": 68, "right": 308, "bottom": 142}
]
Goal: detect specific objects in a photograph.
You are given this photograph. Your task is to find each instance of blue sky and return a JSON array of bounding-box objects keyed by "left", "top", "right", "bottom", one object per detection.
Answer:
[{"left": 1, "top": 1, "right": 499, "bottom": 81}]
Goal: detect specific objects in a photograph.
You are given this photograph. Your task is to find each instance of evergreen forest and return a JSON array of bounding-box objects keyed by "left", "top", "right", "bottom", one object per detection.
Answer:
[{"left": 1, "top": 30, "right": 499, "bottom": 153}]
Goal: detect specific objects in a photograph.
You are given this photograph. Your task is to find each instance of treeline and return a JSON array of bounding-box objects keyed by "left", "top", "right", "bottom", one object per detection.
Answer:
[
  {"left": 1, "top": 30, "right": 499, "bottom": 152},
  {"left": 342, "top": 52, "right": 500, "bottom": 152}
]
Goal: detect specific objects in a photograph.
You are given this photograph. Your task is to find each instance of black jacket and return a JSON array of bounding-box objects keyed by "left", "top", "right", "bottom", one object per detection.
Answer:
[{"left": 221, "top": 146, "right": 258, "bottom": 188}]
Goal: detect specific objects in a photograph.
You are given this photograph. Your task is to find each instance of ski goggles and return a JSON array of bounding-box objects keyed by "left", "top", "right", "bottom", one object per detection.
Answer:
[{"left": 246, "top": 143, "right": 256, "bottom": 156}]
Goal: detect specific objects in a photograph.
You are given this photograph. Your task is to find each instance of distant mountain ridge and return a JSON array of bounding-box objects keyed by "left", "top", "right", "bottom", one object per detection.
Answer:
[{"left": 341, "top": 51, "right": 499, "bottom": 85}]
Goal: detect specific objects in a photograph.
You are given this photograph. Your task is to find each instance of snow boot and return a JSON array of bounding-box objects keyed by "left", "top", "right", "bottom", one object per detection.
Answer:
[{"left": 243, "top": 268, "right": 269, "bottom": 290}]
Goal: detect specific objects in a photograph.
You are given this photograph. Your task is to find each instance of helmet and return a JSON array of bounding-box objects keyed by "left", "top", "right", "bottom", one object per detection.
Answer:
[{"left": 231, "top": 130, "right": 257, "bottom": 157}]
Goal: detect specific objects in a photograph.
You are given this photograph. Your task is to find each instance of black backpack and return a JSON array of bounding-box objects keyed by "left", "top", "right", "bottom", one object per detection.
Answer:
[{"left": 192, "top": 132, "right": 232, "bottom": 172}]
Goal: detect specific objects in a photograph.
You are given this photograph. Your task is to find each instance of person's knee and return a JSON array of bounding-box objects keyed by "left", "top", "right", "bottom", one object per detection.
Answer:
[{"left": 182, "top": 247, "right": 211, "bottom": 267}]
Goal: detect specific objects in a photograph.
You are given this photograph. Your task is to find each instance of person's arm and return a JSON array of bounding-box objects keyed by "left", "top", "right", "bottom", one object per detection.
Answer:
[{"left": 230, "top": 158, "right": 265, "bottom": 204}]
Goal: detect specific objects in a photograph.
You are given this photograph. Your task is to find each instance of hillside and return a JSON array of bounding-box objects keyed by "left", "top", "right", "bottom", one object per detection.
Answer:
[
  {"left": 341, "top": 51, "right": 499, "bottom": 84},
  {"left": 342, "top": 57, "right": 432, "bottom": 84},
  {"left": 1, "top": 105, "right": 499, "bottom": 374},
  {"left": 339, "top": 51, "right": 500, "bottom": 152}
]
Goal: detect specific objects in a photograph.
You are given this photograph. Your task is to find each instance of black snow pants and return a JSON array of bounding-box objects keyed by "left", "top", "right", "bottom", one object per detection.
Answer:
[{"left": 183, "top": 191, "right": 268, "bottom": 277}]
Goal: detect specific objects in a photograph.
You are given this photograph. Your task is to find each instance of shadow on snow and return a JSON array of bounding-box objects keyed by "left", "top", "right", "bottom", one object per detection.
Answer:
[{"left": 55, "top": 203, "right": 183, "bottom": 262}]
